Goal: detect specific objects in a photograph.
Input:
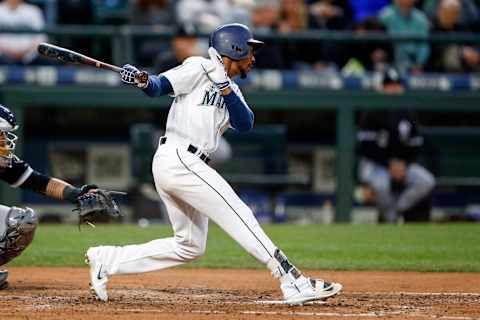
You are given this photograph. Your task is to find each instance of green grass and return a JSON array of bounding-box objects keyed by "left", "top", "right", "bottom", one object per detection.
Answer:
[{"left": 10, "top": 223, "right": 480, "bottom": 272}]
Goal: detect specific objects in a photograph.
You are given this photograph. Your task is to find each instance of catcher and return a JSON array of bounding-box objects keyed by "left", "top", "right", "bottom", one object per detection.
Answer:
[{"left": 0, "top": 104, "right": 123, "bottom": 289}]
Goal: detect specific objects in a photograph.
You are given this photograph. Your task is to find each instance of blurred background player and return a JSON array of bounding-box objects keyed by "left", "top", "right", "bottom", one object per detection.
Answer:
[
  {"left": 0, "top": 104, "right": 107, "bottom": 289},
  {"left": 356, "top": 68, "right": 436, "bottom": 223}
]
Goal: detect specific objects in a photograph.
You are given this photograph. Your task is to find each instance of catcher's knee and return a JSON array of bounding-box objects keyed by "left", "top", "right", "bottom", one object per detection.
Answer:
[{"left": 0, "top": 207, "right": 38, "bottom": 265}]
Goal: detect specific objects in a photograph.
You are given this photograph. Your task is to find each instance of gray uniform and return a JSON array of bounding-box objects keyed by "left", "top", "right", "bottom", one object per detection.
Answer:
[{"left": 357, "top": 111, "right": 436, "bottom": 222}]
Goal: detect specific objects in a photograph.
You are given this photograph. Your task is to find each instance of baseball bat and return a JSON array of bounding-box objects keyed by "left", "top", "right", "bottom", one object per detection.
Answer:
[{"left": 38, "top": 43, "right": 123, "bottom": 73}]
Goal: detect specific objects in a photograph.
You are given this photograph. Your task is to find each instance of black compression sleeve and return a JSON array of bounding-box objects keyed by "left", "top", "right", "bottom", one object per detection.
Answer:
[{"left": 19, "top": 170, "right": 50, "bottom": 193}]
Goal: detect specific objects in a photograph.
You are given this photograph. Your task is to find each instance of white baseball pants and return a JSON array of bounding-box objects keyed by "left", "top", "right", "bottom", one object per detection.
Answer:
[{"left": 105, "top": 142, "right": 278, "bottom": 276}]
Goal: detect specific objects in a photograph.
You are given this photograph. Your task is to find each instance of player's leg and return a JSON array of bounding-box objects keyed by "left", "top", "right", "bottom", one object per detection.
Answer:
[
  {"left": 86, "top": 191, "right": 208, "bottom": 301},
  {"left": 358, "top": 159, "right": 397, "bottom": 222},
  {"left": 170, "top": 150, "right": 342, "bottom": 304},
  {"left": 397, "top": 164, "right": 435, "bottom": 222},
  {"left": 0, "top": 204, "right": 39, "bottom": 290}
]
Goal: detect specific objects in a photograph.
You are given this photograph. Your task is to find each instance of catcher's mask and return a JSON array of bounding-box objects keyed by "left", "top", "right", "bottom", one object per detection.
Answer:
[{"left": 0, "top": 105, "right": 19, "bottom": 168}]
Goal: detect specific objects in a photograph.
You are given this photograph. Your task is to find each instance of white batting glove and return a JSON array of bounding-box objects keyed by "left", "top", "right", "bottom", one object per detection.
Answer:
[
  {"left": 205, "top": 47, "right": 231, "bottom": 90},
  {"left": 120, "top": 64, "right": 149, "bottom": 89}
]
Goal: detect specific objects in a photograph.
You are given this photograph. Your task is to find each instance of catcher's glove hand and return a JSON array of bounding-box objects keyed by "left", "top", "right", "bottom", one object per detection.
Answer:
[{"left": 73, "top": 188, "right": 127, "bottom": 227}]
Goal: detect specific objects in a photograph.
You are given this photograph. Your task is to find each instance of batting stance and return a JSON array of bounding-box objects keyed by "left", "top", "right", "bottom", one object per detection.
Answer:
[
  {"left": 86, "top": 23, "right": 342, "bottom": 305},
  {"left": 0, "top": 104, "right": 121, "bottom": 289}
]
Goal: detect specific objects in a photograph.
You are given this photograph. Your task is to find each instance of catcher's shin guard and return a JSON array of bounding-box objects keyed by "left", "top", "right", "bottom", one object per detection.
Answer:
[
  {"left": 0, "top": 207, "right": 38, "bottom": 265},
  {"left": 0, "top": 270, "right": 8, "bottom": 289}
]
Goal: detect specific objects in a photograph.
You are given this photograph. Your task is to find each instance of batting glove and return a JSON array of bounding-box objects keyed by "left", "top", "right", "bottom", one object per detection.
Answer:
[
  {"left": 120, "top": 64, "right": 149, "bottom": 88},
  {"left": 204, "top": 47, "right": 231, "bottom": 91}
]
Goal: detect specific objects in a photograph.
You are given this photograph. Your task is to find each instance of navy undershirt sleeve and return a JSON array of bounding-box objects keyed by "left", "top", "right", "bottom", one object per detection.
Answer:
[
  {"left": 142, "top": 75, "right": 173, "bottom": 97},
  {"left": 223, "top": 91, "right": 254, "bottom": 132},
  {"left": 20, "top": 170, "right": 50, "bottom": 193}
]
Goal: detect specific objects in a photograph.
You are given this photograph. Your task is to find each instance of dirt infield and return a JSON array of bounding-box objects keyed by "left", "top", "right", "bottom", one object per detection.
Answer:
[{"left": 1, "top": 268, "right": 479, "bottom": 320}]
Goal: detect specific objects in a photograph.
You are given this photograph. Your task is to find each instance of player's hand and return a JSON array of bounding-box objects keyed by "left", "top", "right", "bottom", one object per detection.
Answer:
[
  {"left": 204, "top": 47, "right": 231, "bottom": 91},
  {"left": 120, "top": 64, "right": 149, "bottom": 88}
]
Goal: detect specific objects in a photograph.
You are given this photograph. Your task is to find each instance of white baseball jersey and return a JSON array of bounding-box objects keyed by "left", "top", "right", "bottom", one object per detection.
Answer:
[{"left": 162, "top": 56, "right": 247, "bottom": 154}]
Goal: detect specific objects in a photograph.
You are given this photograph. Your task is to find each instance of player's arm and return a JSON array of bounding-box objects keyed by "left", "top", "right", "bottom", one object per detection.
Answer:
[
  {"left": 220, "top": 88, "right": 254, "bottom": 132},
  {"left": 119, "top": 64, "right": 173, "bottom": 97},
  {"left": 142, "top": 75, "right": 173, "bottom": 97},
  {"left": 3, "top": 158, "right": 94, "bottom": 203},
  {"left": 205, "top": 48, "right": 254, "bottom": 132},
  {"left": 20, "top": 171, "right": 93, "bottom": 203}
]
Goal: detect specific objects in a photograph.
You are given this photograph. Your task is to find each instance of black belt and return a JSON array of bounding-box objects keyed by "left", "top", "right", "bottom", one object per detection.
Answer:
[{"left": 159, "top": 137, "right": 210, "bottom": 164}]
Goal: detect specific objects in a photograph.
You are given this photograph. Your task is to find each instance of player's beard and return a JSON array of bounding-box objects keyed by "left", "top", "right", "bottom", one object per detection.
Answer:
[{"left": 240, "top": 65, "right": 249, "bottom": 79}]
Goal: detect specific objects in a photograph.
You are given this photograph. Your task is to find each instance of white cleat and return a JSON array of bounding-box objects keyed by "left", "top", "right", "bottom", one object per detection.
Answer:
[
  {"left": 85, "top": 247, "right": 109, "bottom": 302},
  {"left": 281, "top": 276, "right": 342, "bottom": 306}
]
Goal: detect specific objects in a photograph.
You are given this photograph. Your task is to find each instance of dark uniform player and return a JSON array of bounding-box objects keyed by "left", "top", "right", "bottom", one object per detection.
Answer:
[
  {"left": 0, "top": 104, "right": 100, "bottom": 289},
  {"left": 356, "top": 68, "right": 436, "bottom": 223}
]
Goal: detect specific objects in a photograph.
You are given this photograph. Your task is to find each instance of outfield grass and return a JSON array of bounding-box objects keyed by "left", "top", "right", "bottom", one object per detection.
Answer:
[{"left": 10, "top": 223, "right": 480, "bottom": 272}]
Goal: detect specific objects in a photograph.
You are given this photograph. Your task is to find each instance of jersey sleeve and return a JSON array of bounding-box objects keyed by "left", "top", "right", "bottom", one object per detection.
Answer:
[
  {"left": 227, "top": 83, "right": 250, "bottom": 129},
  {"left": 0, "top": 157, "right": 34, "bottom": 187},
  {"left": 161, "top": 57, "right": 206, "bottom": 97}
]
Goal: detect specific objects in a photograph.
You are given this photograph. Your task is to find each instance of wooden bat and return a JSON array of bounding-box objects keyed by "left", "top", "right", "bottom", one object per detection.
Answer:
[
  {"left": 37, "top": 42, "right": 122, "bottom": 72},
  {"left": 37, "top": 43, "right": 149, "bottom": 83}
]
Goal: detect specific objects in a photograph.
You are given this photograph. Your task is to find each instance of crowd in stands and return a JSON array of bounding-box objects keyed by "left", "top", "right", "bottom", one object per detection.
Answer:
[{"left": 0, "top": 0, "right": 480, "bottom": 74}]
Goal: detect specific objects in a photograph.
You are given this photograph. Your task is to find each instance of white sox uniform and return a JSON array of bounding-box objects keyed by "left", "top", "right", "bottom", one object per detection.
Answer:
[{"left": 87, "top": 23, "right": 342, "bottom": 305}]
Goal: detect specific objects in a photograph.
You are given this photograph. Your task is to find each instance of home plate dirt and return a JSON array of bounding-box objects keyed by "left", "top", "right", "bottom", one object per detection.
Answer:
[{"left": 1, "top": 268, "right": 479, "bottom": 320}]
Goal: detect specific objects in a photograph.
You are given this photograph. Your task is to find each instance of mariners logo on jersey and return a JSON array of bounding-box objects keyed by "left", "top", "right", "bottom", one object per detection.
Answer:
[{"left": 199, "top": 84, "right": 226, "bottom": 109}]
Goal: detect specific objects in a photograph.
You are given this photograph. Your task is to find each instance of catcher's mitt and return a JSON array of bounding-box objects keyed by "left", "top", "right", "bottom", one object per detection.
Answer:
[{"left": 73, "top": 188, "right": 126, "bottom": 227}]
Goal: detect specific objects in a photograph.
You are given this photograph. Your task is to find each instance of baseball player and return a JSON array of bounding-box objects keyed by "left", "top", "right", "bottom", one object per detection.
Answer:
[
  {"left": 0, "top": 104, "right": 121, "bottom": 289},
  {"left": 356, "top": 68, "right": 436, "bottom": 222},
  {"left": 86, "top": 23, "right": 342, "bottom": 305}
]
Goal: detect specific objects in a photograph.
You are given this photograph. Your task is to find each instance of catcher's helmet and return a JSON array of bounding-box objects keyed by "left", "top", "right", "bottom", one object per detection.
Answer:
[
  {"left": 0, "top": 105, "right": 18, "bottom": 167},
  {"left": 209, "top": 23, "right": 264, "bottom": 60}
]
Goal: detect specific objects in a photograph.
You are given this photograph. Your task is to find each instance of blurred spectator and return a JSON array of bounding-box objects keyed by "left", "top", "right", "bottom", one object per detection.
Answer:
[
  {"left": 379, "top": 0, "right": 431, "bottom": 74},
  {"left": 307, "top": 0, "right": 353, "bottom": 30},
  {"left": 423, "top": 0, "right": 479, "bottom": 30},
  {"left": 130, "top": 0, "right": 174, "bottom": 26},
  {"left": 249, "top": 0, "right": 285, "bottom": 69},
  {"left": 356, "top": 68, "right": 436, "bottom": 223},
  {"left": 349, "top": 0, "right": 389, "bottom": 24},
  {"left": 154, "top": 24, "right": 205, "bottom": 73},
  {"left": 0, "top": 0, "right": 47, "bottom": 65},
  {"left": 297, "top": 0, "right": 353, "bottom": 70},
  {"left": 341, "top": 17, "right": 392, "bottom": 74},
  {"left": 428, "top": 0, "right": 480, "bottom": 72},
  {"left": 278, "top": 0, "right": 308, "bottom": 33},
  {"left": 129, "top": 0, "right": 175, "bottom": 67},
  {"left": 57, "top": 0, "right": 93, "bottom": 24},
  {"left": 176, "top": 0, "right": 242, "bottom": 33}
]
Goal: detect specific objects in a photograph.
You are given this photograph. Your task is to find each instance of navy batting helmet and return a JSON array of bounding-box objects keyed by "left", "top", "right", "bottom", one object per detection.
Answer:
[{"left": 209, "top": 23, "right": 264, "bottom": 61}]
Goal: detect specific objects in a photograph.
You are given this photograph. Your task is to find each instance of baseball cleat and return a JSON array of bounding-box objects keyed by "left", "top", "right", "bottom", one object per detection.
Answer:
[
  {"left": 281, "top": 276, "right": 342, "bottom": 306},
  {"left": 85, "top": 247, "right": 109, "bottom": 302}
]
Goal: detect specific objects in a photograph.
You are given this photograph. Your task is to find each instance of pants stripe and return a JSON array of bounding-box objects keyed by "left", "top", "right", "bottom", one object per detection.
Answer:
[{"left": 176, "top": 149, "right": 273, "bottom": 259}]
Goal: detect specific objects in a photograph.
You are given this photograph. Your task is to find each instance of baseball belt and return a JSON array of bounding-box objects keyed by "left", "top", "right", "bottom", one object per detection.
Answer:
[{"left": 159, "top": 137, "right": 211, "bottom": 164}]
